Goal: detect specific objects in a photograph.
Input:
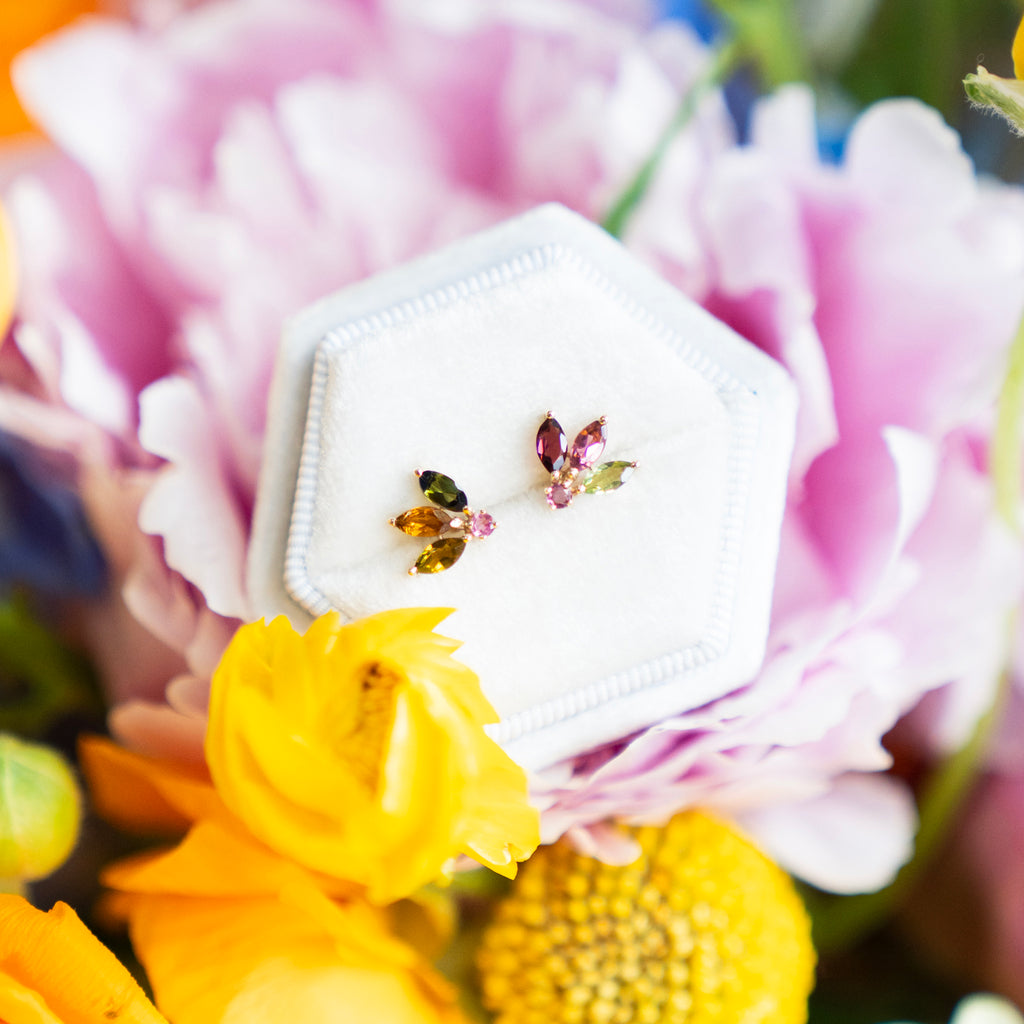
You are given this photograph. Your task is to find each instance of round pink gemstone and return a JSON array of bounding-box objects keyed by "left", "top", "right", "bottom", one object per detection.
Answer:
[
  {"left": 545, "top": 482, "right": 574, "bottom": 510},
  {"left": 468, "top": 511, "right": 496, "bottom": 538}
]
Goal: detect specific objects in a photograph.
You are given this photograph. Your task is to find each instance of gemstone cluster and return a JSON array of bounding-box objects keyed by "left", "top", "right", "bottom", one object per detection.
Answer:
[
  {"left": 536, "top": 414, "right": 635, "bottom": 510},
  {"left": 390, "top": 469, "right": 496, "bottom": 574}
]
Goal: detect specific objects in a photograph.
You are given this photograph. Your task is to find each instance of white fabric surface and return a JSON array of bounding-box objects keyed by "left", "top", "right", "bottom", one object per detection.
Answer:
[{"left": 249, "top": 204, "right": 796, "bottom": 769}]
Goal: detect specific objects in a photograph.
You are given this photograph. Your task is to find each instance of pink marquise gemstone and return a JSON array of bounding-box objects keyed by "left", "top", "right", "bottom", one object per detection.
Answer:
[
  {"left": 545, "top": 482, "right": 575, "bottom": 510},
  {"left": 468, "top": 511, "right": 497, "bottom": 538},
  {"left": 569, "top": 418, "right": 606, "bottom": 469},
  {"left": 536, "top": 415, "right": 567, "bottom": 473}
]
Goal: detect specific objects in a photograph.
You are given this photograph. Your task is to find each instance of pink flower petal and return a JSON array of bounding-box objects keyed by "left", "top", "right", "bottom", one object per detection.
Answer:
[{"left": 738, "top": 773, "right": 917, "bottom": 894}]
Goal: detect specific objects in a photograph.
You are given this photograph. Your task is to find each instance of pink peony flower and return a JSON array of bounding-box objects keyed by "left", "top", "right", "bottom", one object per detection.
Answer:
[
  {"left": 534, "top": 88, "right": 1024, "bottom": 892},
  {"left": 3, "top": 0, "right": 1024, "bottom": 896},
  {"left": 1, "top": 0, "right": 724, "bottom": 706}
]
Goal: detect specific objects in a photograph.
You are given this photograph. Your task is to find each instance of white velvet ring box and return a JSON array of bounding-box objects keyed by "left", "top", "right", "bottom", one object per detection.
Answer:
[{"left": 248, "top": 204, "right": 796, "bottom": 771}]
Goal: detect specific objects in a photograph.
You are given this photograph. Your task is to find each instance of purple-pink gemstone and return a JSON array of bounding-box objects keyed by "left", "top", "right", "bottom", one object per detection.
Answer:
[
  {"left": 545, "top": 482, "right": 574, "bottom": 510},
  {"left": 468, "top": 511, "right": 496, "bottom": 538},
  {"left": 569, "top": 418, "right": 606, "bottom": 469},
  {"left": 536, "top": 415, "right": 567, "bottom": 473}
]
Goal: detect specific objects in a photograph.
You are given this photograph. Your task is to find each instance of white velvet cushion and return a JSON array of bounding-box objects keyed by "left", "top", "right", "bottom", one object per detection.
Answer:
[{"left": 249, "top": 204, "right": 796, "bottom": 770}]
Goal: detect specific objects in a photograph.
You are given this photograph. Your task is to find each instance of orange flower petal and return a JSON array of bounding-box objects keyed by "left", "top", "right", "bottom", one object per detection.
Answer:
[
  {"left": 0, "top": 895, "right": 166, "bottom": 1024},
  {"left": 79, "top": 736, "right": 221, "bottom": 835},
  {"left": 103, "top": 820, "right": 355, "bottom": 902},
  {"left": 125, "top": 890, "right": 464, "bottom": 1024},
  {"left": 0, "top": 972, "right": 66, "bottom": 1024}
]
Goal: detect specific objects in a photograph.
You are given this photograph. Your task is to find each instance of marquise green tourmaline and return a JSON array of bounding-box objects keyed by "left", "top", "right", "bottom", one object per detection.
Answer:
[
  {"left": 581, "top": 460, "right": 635, "bottom": 494},
  {"left": 418, "top": 470, "right": 468, "bottom": 511},
  {"left": 392, "top": 506, "right": 453, "bottom": 537},
  {"left": 413, "top": 536, "right": 467, "bottom": 574}
]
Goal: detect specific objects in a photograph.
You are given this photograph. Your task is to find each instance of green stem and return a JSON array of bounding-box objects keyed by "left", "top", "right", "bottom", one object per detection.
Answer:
[
  {"left": 992, "top": 310, "right": 1024, "bottom": 531},
  {"left": 810, "top": 666, "right": 1011, "bottom": 951},
  {"left": 602, "top": 39, "right": 741, "bottom": 240},
  {"left": 707, "top": 0, "right": 810, "bottom": 87}
]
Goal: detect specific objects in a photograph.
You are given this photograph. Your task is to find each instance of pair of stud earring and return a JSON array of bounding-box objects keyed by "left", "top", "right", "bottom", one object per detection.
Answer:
[{"left": 390, "top": 413, "right": 636, "bottom": 575}]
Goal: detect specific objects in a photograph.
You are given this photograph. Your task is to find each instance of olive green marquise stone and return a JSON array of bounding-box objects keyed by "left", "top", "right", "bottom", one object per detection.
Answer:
[
  {"left": 581, "top": 461, "right": 635, "bottom": 494},
  {"left": 418, "top": 470, "right": 468, "bottom": 511},
  {"left": 392, "top": 506, "right": 454, "bottom": 537},
  {"left": 412, "top": 537, "right": 467, "bottom": 574}
]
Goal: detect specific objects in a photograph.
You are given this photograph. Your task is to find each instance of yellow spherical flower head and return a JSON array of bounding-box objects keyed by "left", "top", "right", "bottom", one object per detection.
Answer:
[
  {"left": 206, "top": 608, "right": 539, "bottom": 905},
  {"left": 477, "top": 811, "right": 815, "bottom": 1024}
]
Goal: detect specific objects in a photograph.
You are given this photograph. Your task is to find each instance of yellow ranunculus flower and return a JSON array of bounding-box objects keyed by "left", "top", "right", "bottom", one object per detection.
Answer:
[
  {"left": 105, "top": 825, "right": 464, "bottom": 1024},
  {"left": 0, "top": 894, "right": 167, "bottom": 1024},
  {"left": 123, "top": 888, "right": 464, "bottom": 1024},
  {"left": 82, "top": 738, "right": 465, "bottom": 1024},
  {"left": 205, "top": 609, "right": 539, "bottom": 904}
]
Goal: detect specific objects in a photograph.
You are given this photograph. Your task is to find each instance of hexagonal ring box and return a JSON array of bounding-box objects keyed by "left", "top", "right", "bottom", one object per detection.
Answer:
[{"left": 248, "top": 204, "right": 796, "bottom": 771}]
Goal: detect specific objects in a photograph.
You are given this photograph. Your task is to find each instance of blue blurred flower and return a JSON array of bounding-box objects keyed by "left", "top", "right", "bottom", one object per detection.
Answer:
[
  {"left": 0, "top": 432, "right": 105, "bottom": 597},
  {"left": 658, "top": 0, "right": 720, "bottom": 42}
]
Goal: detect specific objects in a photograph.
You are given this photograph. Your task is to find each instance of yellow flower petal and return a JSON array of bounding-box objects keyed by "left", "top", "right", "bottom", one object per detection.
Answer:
[
  {"left": 0, "top": 895, "right": 166, "bottom": 1024},
  {"left": 1014, "top": 13, "right": 1024, "bottom": 79},
  {"left": 206, "top": 610, "right": 538, "bottom": 903},
  {"left": 124, "top": 887, "right": 464, "bottom": 1024}
]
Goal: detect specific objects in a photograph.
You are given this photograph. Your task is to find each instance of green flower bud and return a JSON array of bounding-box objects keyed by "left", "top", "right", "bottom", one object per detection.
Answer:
[
  {"left": 964, "top": 66, "right": 1024, "bottom": 137},
  {"left": 0, "top": 734, "right": 80, "bottom": 887}
]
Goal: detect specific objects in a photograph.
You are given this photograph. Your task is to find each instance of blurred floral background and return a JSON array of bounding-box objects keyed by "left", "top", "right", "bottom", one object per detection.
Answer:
[{"left": 2, "top": 1, "right": 1024, "bottom": 1023}]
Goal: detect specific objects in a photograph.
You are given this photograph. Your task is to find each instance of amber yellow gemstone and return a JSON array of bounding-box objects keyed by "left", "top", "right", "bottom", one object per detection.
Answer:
[
  {"left": 411, "top": 537, "right": 467, "bottom": 575},
  {"left": 477, "top": 811, "right": 815, "bottom": 1024},
  {"left": 391, "top": 506, "right": 455, "bottom": 537}
]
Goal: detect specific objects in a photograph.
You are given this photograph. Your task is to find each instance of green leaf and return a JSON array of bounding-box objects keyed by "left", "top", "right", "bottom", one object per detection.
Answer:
[
  {"left": 708, "top": 0, "right": 810, "bottom": 86},
  {"left": 0, "top": 597, "right": 100, "bottom": 737}
]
